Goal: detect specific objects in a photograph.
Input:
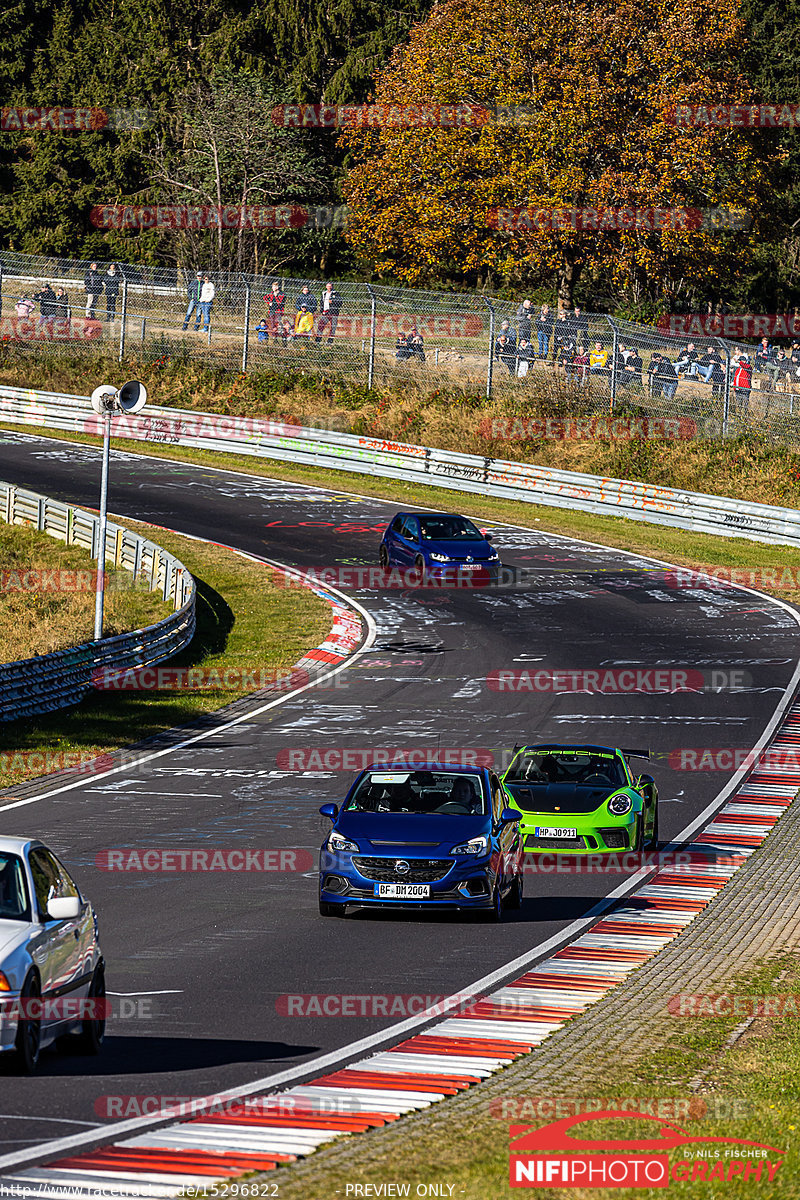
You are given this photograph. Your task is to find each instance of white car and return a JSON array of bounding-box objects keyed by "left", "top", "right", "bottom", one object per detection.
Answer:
[{"left": 0, "top": 837, "right": 104, "bottom": 1073}]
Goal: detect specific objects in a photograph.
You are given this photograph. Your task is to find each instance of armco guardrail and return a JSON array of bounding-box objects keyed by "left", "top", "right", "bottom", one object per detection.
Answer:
[
  {"left": 0, "top": 385, "right": 798, "bottom": 550},
  {"left": 0, "top": 479, "right": 195, "bottom": 721}
]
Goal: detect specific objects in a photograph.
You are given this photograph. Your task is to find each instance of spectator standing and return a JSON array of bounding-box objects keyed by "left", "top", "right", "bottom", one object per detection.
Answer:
[
  {"left": 265, "top": 281, "right": 286, "bottom": 339},
  {"left": 517, "top": 339, "right": 533, "bottom": 378},
  {"left": 755, "top": 337, "right": 779, "bottom": 386},
  {"left": 52, "top": 286, "right": 71, "bottom": 324},
  {"left": 104, "top": 264, "right": 121, "bottom": 321},
  {"left": 621, "top": 346, "right": 643, "bottom": 388},
  {"left": 535, "top": 304, "right": 553, "bottom": 359},
  {"left": 655, "top": 354, "right": 679, "bottom": 400},
  {"left": 517, "top": 299, "right": 533, "bottom": 343},
  {"left": 15, "top": 294, "right": 35, "bottom": 320},
  {"left": 255, "top": 319, "right": 269, "bottom": 343},
  {"left": 195, "top": 276, "right": 215, "bottom": 331},
  {"left": 33, "top": 282, "right": 56, "bottom": 331},
  {"left": 573, "top": 307, "right": 589, "bottom": 347},
  {"left": 182, "top": 272, "right": 203, "bottom": 330},
  {"left": 84, "top": 262, "right": 103, "bottom": 318},
  {"left": 554, "top": 311, "right": 573, "bottom": 361},
  {"left": 316, "top": 282, "right": 343, "bottom": 344},
  {"left": 734, "top": 354, "right": 752, "bottom": 412},
  {"left": 775, "top": 350, "right": 792, "bottom": 391},
  {"left": 494, "top": 321, "right": 517, "bottom": 374},
  {"left": 589, "top": 341, "right": 610, "bottom": 379}
]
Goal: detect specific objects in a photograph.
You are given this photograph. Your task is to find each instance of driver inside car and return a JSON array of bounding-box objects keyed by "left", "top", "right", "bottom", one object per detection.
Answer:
[{"left": 448, "top": 776, "right": 480, "bottom": 812}]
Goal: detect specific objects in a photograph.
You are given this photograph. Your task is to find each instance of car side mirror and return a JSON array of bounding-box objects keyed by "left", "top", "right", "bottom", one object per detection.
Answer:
[
  {"left": 636, "top": 774, "right": 655, "bottom": 790},
  {"left": 47, "top": 896, "right": 80, "bottom": 920},
  {"left": 484, "top": 533, "right": 493, "bottom": 542},
  {"left": 319, "top": 804, "right": 339, "bottom": 820},
  {"left": 500, "top": 808, "right": 521, "bottom": 825}
]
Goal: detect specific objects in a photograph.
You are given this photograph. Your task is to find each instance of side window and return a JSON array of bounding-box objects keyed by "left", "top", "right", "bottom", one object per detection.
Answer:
[
  {"left": 391, "top": 515, "right": 404, "bottom": 534},
  {"left": 403, "top": 517, "right": 420, "bottom": 542},
  {"left": 29, "top": 848, "right": 79, "bottom": 919}
]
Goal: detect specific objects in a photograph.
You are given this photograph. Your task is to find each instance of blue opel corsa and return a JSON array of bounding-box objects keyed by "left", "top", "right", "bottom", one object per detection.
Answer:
[{"left": 318, "top": 764, "right": 523, "bottom": 920}]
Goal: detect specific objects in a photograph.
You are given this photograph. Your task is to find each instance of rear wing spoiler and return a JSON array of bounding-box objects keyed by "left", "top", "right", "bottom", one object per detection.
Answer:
[{"left": 510, "top": 744, "right": 651, "bottom": 761}]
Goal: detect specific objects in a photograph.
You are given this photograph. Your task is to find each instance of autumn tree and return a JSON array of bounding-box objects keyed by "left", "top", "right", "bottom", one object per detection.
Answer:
[{"left": 341, "top": 0, "right": 773, "bottom": 308}]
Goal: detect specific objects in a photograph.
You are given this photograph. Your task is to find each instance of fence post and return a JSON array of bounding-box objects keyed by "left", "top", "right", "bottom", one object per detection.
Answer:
[
  {"left": 242, "top": 281, "right": 251, "bottom": 372},
  {"left": 484, "top": 298, "right": 495, "bottom": 399},
  {"left": 118, "top": 278, "right": 128, "bottom": 363},
  {"left": 605, "top": 316, "right": 618, "bottom": 413},
  {"left": 717, "top": 337, "right": 731, "bottom": 437},
  {"left": 140, "top": 316, "right": 146, "bottom": 347},
  {"left": 366, "top": 284, "right": 376, "bottom": 390}
]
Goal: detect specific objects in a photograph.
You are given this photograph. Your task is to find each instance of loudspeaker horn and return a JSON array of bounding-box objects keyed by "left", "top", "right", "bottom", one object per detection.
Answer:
[
  {"left": 117, "top": 380, "right": 147, "bottom": 413},
  {"left": 90, "top": 385, "right": 118, "bottom": 415}
]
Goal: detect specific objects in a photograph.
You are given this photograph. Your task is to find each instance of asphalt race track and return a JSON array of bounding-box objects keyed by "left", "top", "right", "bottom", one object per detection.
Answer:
[{"left": 0, "top": 429, "right": 797, "bottom": 1158}]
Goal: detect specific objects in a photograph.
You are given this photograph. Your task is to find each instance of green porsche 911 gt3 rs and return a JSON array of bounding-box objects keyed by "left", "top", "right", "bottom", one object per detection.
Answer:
[{"left": 501, "top": 744, "right": 658, "bottom": 853}]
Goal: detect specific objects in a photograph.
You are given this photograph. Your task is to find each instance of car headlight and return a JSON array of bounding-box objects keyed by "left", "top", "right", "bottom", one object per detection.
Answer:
[
  {"left": 429, "top": 553, "right": 451, "bottom": 563},
  {"left": 487, "top": 551, "right": 499, "bottom": 561},
  {"left": 608, "top": 794, "right": 633, "bottom": 815},
  {"left": 327, "top": 830, "right": 359, "bottom": 853},
  {"left": 451, "top": 836, "right": 488, "bottom": 856}
]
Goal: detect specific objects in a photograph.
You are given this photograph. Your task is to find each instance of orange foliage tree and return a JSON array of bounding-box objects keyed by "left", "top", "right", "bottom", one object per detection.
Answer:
[{"left": 340, "top": 0, "right": 772, "bottom": 308}]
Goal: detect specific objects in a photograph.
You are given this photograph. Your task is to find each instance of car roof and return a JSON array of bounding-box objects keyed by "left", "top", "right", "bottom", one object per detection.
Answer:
[
  {"left": 392, "top": 511, "right": 470, "bottom": 521},
  {"left": 0, "top": 836, "right": 37, "bottom": 855},
  {"left": 355, "top": 763, "right": 490, "bottom": 777},
  {"left": 516, "top": 744, "right": 623, "bottom": 757}
]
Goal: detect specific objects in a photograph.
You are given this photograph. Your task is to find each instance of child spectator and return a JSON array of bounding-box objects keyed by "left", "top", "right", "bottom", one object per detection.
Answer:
[
  {"left": 255, "top": 319, "right": 269, "bottom": 343},
  {"left": 15, "top": 294, "right": 35, "bottom": 320},
  {"left": 734, "top": 354, "right": 752, "bottom": 412}
]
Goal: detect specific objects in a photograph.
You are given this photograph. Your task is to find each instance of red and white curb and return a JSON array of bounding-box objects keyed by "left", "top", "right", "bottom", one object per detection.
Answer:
[{"left": 3, "top": 704, "right": 798, "bottom": 1198}]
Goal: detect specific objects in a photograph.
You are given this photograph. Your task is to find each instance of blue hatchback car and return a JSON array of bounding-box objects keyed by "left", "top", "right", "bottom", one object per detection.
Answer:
[
  {"left": 318, "top": 764, "right": 523, "bottom": 919},
  {"left": 379, "top": 512, "right": 500, "bottom": 582}
]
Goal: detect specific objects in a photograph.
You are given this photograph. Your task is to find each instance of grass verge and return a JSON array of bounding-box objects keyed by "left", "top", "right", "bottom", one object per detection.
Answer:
[
  {"left": 0, "top": 522, "right": 171, "bottom": 659},
  {"left": 0, "top": 517, "right": 333, "bottom": 792},
  {"left": 230, "top": 954, "right": 800, "bottom": 1200}
]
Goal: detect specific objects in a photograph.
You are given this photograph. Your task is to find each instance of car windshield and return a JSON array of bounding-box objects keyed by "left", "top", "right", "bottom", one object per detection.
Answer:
[
  {"left": 0, "top": 852, "right": 31, "bottom": 921},
  {"left": 419, "top": 516, "right": 483, "bottom": 541},
  {"left": 344, "top": 771, "right": 487, "bottom": 815},
  {"left": 505, "top": 751, "right": 627, "bottom": 789}
]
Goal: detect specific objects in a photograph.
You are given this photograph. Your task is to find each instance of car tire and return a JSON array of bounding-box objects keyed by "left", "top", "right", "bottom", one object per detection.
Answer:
[
  {"left": 506, "top": 873, "right": 523, "bottom": 910},
  {"left": 7, "top": 972, "right": 41, "bottom": 1075},
  {"left": 379, "top": 544, "right": 389, "bottom": 569},
  {"left": 648, "top": 805, "right": 659, "bottom": 850},
  {"left": 633, "top": 815, "right": 644, "bottom": 852},
  {"left": 481, "top": 884, "right": 504, "bottom": 923},
  {"left": 67, "top": 964, "right": 106, "bottom": 1055},
  {"left": 319, "top": 900, "right": 343, "bottom": 917},
  {"left": 414, "top": 554, "right": 426, "bottom": 580}
]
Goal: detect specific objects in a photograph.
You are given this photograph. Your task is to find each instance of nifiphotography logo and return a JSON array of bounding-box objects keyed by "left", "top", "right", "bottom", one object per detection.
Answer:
[{"left": 508, "top": 1111, "right": 784, "bottom": 1188}]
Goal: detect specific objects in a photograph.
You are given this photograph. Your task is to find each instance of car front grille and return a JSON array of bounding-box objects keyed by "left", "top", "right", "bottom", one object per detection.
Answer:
[
  {"left": 524, "top": 835, "right": 588, "bottom": 850},
  {"left": 352, "top": 856, "right": 453, "bottom": 883}
]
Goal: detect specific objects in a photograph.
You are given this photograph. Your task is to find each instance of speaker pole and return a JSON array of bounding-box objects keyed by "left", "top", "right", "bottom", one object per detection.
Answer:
[{"left": 93, "top": 412, "right": 112, "bottom": 640}]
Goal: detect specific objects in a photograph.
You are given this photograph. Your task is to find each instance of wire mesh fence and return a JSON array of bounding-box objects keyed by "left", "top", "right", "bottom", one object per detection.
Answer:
[{"left": 2, "top": 249, "right": 799, "bottom": 449}]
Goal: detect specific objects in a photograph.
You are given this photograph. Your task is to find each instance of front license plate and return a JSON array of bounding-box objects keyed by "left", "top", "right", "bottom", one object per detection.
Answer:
[
  {"left": 535, "top": 826, "right": 578, "bottom": 838},
  {"left": 374, "top": 883, "right": 431, "bottom": 898},
  {"left": 459, "top": 563, "right": 482, "bottom": 570}
]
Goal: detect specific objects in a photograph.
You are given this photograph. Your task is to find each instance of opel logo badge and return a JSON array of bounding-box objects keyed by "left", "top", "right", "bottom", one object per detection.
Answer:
[
  {"left": 466, "top": 556, "right": 473, "bottom": 562},
  {"left": 395, "top": 860, "right": 410, "bottom": 874}
]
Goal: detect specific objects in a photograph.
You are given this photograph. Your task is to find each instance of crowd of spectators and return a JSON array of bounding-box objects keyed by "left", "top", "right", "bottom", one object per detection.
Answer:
[{"left": 493, "top": 299, "right": 800, "bottom": 412}]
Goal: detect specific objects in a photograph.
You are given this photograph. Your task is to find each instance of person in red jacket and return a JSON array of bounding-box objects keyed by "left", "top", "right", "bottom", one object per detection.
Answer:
[
  {"left": 264, "top": 281, "right": 286, "bottom": 341},
  {"left": 733, "top": 354, "right": 752, "bottom": 414}
]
